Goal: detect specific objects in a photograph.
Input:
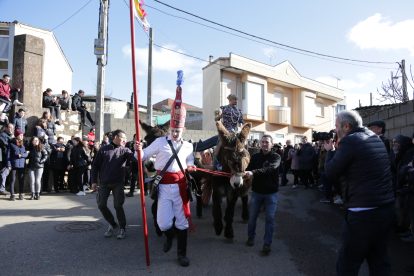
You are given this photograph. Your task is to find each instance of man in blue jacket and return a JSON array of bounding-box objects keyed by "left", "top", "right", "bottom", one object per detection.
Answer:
[
  {"left": 11, "top": 108, "right": 27, "bottom": 135},
  {"left": 324, "top": 110, "right": 396, "bottom": 276}
]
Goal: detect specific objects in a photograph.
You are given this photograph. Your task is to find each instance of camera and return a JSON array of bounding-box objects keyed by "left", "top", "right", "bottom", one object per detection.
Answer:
[{"left": 312, "top": 130, "right": 336, "bottom": 142}]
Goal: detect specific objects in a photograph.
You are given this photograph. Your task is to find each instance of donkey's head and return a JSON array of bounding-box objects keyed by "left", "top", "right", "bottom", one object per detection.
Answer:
[
  {"left": 216, "top": 121, "right": 252, "bottom": 189},
  {"left": 139, "top": 119, "right": 170, "bottom": 146}
]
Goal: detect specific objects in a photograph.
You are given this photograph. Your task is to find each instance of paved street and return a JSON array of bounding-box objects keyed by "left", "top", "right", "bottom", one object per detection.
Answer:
[{"left": 1, "top": 174, "right": 412, "bottom": 276}]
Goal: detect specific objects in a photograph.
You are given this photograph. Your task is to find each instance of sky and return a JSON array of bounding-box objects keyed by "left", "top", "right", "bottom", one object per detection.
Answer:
[{"left": 2, "top": 0, "right": 414, "bottom": 110}]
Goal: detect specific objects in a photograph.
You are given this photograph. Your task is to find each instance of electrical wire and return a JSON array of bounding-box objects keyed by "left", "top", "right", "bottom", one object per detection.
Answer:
[
  {"left": 51, "top": 0, "right": 93, "bottom": 31},
  {"left": 152, "top": 0, "right": 397, "bottom": 65}
]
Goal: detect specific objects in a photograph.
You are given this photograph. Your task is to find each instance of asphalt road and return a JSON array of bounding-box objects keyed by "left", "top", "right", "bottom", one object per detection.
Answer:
[{"left": 1, "top": 174, "right": 413, "bottom": 276}]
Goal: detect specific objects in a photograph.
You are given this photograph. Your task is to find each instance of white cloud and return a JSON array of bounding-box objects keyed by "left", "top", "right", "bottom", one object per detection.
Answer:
[
  {"left": 348, "top": 13, "right": 414, "bottom": 55},
  {"left": 357, "top": 72, "right": 375, "bottom": 82},
  {"left": 262, "top": 47, "right": 276, "bottom": 57}
]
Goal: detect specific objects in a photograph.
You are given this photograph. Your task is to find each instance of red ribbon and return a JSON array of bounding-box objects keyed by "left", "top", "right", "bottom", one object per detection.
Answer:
[{"left": 196, "top": 168, "right": 232, "bottom": 178}]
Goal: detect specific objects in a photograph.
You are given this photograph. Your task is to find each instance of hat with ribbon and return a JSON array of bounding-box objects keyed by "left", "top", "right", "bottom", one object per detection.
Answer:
[{"left": 170, "top": 70, "right": 187, "bottom": 128}]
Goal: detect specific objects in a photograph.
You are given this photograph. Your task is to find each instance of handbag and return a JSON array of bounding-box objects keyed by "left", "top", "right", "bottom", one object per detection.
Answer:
[
  {"left": 149, "top": 139, "right": 183, "bottom": 200},
  {"left": 167, "top": 140, "right": 200, "bottom": 202},
  {"left": 78, "top": 159, "right": 88, "bottom": 167}
]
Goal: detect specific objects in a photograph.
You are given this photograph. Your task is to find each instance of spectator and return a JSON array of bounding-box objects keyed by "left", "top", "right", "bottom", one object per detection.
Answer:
[
  {"left": 11, "top": 108, "right": 27, "bottom": 135},
  {"left": 318, "top": 146, "right": 331, "bottom": 203},
  {"left": 27, "top": 136, "right": 48, "bottom": 200},
  {"left": 0, "top": 74, "right": 22, "bottom": 115},
  {"left": 90, "top": 141, "right": 101, "bottom": 194},
  {"left": 0, "top": 123, "right": 14, "bottom": 195},
  {"left": 38, "top": 132, "right": 52, "bottom": 193},
  {"left": 288, "top": 144, "right": 300, "bottom": 189},
  {"left": 42, "top": 88, "right": 61, "bottom": 125},
  {"left": 253, "top": 139, "right": 259, "bottom": 148},
  {"left": 368, "top": 120, "right": 390, "bottom": 154},
  {"left": 65, "top": 137, "right": 76, "bottom": 193},
  {"left": 68, "top": 137, "right": 91, "bottom": 196},
  {"left": 125, "top": 134, "right": 144, "bottom": 197},
  {"left": 50, "top": 137, "right": 67, "bottom": 192},
  {"left": 281, "top": 140, "right": 293, "bottom": 186},
  {"left": 35, "top": 119, "right": 48, "bottom": 137},
  {"left": 82, "top": 137, "right": 92, "bottom": 190},
  {"left": 58, "top": 90, "right": 71, "bottom": 112},
  {"left": 39, "top": 110, "right": 56, "bottom": 144},
  {"left": 102, "top": 135, "right": 109, "bottom": 146},
  {"left": 71, "top": 90, "right": 95, "bottom": 127},
  {"left": 244, "top": 135, "right": 281, "bottom": 253},
  {"left": 324, "top": 110, "right": 396, "bottom": 275},
  {"left": 7, "top": 129, "right": 28, "bottom": 201},
  {"left": 87, "top": 128, "right": 95, "bottom": 146},
  {"left": 296, "top": 137, "right": 316, "bottom": 189}
]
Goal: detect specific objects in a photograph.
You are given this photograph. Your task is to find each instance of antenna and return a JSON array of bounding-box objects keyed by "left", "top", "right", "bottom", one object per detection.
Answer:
[
  {"left": 330, "top": 74, "right": 341, "bottom": 88},
  {"left": 265, "top": 54, "right": 274, "bottom": 66}
]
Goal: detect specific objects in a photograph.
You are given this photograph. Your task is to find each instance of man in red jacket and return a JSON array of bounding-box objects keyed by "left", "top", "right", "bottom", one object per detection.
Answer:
[
  {"left": 0, "top": 74, "right": 23, "bottom": 113},
  {"left": 87, "top": 128, "right": 95, "bottom": 146}
]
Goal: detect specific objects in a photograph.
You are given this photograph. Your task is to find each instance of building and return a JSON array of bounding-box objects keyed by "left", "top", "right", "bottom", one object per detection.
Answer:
[{"left": 203, "top": 53, "right": 344, "bottom": 144}]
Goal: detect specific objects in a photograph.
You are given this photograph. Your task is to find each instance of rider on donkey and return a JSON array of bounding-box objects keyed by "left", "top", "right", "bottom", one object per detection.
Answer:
[{"left": 136, "top": 71, "right": 196, "bottom": 267}]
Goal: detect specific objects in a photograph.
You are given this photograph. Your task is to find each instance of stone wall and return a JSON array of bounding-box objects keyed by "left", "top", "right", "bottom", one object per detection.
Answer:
[{"left": 357, "top": 100, "right": 414, "bottom": 139}]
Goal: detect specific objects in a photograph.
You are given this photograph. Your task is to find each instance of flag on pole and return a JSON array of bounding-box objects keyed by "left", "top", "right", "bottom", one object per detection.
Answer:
[{"left": 133, "top": 0, "right": 150, "bottom": 31}]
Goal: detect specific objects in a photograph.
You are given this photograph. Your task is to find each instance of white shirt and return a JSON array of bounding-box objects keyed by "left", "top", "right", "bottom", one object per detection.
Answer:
[{"left": 140, "top": 135, "right": 194, "bottom": 172}]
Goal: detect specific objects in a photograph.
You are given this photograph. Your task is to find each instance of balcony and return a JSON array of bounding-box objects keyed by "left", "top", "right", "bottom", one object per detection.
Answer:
[{"left": 268, "top": 106, "right": 291, "bottom": 125}]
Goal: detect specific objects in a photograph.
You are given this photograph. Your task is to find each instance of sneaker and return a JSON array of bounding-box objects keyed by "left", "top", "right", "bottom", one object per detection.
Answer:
[
  {"left": 401, "top": 236, "right": 414, "bottom": 243},
  {"left": 91, "top": 121, "right": 96, "bottom": 126},
  {"left": 125, "top": 192, "right": 134, "bottom": 197},
  {"left": 263, "top": 244, "right": 271, "bottom": 253},
  {"left": 105, "top": 224, "right": 118, "bottom": 237},
  {"left": 318, "top": 184, "right": 323, "bottom": 189},
  {"left": 320, "top": 198, "right": 330, "bottom": 203},
  {"left": 10, "top": 195, "right": 15, "bottom": 201},
  {"left": 0, "top": 190, "right": 10, "bottom": 195},
  {"left": 292, "top": 184, "right": 298, "bottom": 189},
  {"left": 91, "top": 190, "right": 98, "bottom": 194},
  {"left": 55, "top": 121, "right": 61, "bottom": 125},
  {"left": 318, "top": 186, "right": 325, "bottom": 192},
  {"left": 18, "top": 194, "right": 24, "bottom": 200},
  {"left": 117, "top": 229, "right": 126, "bottom": 239},
  {"left": 13, "top": 100, "right": 23, "bottom": 106},
  {"left": 76, "top": 191, "right": 86, "bottom": 196},
  {"left": 246, "top": 237, "right": 254, "bottom": 246},
  {"left": 82, "top": 122, "right": 91, "bottom": 127},
  {"left": 83, "top": 185, "right": 89, "bottom": 191},
  {"left": 399, "top": 231, "right": 412, "bottom": 238},
  {"left": 334, "top": 198, "right": 343, "bottom": 204}
]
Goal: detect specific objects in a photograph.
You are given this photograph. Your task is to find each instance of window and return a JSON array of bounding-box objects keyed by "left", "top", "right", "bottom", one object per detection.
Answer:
[
  {"left": 316, "top": 102, "right": 323, "bottom": 117},
  {"left": 0, "top": 30, "right": 9, "bottom": 71},
  {"left": 274, "top": 92, "right": 283, "bottom": 106},
  {"left": 335, "top": 104, "right": 345, "bottom": 114},
  {"left": 0, "top": 61, "right": 7, "bottom": 69},
  {"left": 295, "top": 136, "right": 305, "bottom": 144},
  {"left": 304, "top": 97, "right": 315, "bottom": 125},
  {"left": 274, "top": 133, "right": 285, "bottom": 145},
  {"left": 0, "top": 30, "right": 9, "bottom": 36}
]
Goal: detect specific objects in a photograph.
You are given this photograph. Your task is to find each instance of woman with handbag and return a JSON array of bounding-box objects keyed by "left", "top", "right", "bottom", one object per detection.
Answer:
[
  {"left": 68, "top": 137, "right": 91, "bottom": 196},
  {"left": 27, "top": 136, "right": 48, "bottom": 200}
]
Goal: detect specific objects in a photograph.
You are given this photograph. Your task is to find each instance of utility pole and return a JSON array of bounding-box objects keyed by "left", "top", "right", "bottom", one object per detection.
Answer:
[
  {"left": 147, "top": 28, "right": 153, "bottom": 125},
  {"left": 401, "top": 59, "right": 408, "bottom": 102},
  {"left": 95, "top": 0, "right": 109, "bottom": 142},
  {"left": 370, "top": 93, "right": 372, "bottom": 106}
]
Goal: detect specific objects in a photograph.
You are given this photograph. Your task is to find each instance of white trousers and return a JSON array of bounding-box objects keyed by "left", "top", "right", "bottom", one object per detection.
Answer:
[{"left": 157, "top": 183, "right": 188, "bottom": 231}]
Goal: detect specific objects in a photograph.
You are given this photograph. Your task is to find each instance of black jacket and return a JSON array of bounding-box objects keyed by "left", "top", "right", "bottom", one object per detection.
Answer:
[
  {"left": 246, "top": 150, "right": 281, "bottom": 194},
  {"left": 325, "top": 127, "right": 394, "bottom": 208},
  {"left": 42, "top": 92, "right": 55, "bottom": 108},
  {"left": 380, "top": 135, "right": 391, "bottom": 154},
  {"left": 282, "top": 145, "right": 293, "bottom": 163},
  {"left": 297, "top": 143, "right": 316, "bottom": 170},
  {"left": 0, "top": 130, "right": 12, "bottom": 166},
  {"left": 71, "top": 93, "right": 83, "bottom": 111},
  {"left": 27, "top": 147, "right": 48, "bottom": 169},
  {"left": 50, "top": 143, "right": 67, "bottom": 170},
  {"left": 69, "top": 146, "right": 91, "bottom": 168},
  {"left": 11, "top": 115, "right": 27, "bottom": 135}
]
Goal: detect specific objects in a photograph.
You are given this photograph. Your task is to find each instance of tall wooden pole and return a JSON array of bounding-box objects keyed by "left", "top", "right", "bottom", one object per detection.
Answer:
[{"left": 129, "top": 0, "right": 150, "bottom": 266}]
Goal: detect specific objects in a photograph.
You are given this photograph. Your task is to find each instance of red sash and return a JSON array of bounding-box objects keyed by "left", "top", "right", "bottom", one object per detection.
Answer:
[{"left": 157, "top": 170, "right": 195, "bottom": 232}]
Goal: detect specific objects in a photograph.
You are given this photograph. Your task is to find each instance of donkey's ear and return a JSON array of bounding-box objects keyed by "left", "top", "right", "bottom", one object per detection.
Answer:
[
  {"left": 139, "top": 120, "right": 153, "bottom": 134},
  {"left": 161, "top": 120, "right": 171, "bottom": 132},
  {"left": 239, "top": 123, "right": 252, "bottom": 141},
  {"left": 216, "top": 121, "right": 231, "bottom": 144}
]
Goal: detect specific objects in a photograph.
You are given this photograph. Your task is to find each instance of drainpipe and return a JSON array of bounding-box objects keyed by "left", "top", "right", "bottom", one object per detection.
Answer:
[{"left": 236, "top": 71, "right": 244, "bottom": 109}]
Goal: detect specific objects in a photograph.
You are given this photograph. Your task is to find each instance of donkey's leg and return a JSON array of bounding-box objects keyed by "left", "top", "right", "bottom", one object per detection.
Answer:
[
  {"left": 224, "top": 192, "right": 238, "bottom": 242},
  {"left": 151, "top": 200, "right": 163, "bottom": 237},
  {"left": 241, "top": 194, "right": 249, "bottom": 223},
  {"left": 196, "top": 194, "right": 203, "bottom": 218},
  {"left": 212, "top": 189, "right": 223, "bottom": 236}
]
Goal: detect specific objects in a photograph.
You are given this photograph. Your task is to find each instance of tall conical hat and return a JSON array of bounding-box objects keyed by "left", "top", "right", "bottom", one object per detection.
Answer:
[{"left": 170, "top": 70, "right": 186, "bottom": 128}]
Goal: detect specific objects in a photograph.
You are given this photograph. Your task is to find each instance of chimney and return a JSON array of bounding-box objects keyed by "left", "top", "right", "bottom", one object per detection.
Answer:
[{"left": 209, "top": 55, "right": 214, "bottom": 63}]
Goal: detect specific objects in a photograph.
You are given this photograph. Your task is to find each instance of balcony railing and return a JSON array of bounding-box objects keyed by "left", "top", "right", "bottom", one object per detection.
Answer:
[{"left": 268, "top": 106, "right": 291, "bottom": 125}]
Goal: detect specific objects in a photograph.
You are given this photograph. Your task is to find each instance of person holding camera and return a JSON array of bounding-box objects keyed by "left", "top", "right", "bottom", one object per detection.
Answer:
[
  {"left": 296, "top": 137, "right": 316, "bottom": 189},
  {"left": 324, "top": 110, "right": 396, "bottom": 276}
]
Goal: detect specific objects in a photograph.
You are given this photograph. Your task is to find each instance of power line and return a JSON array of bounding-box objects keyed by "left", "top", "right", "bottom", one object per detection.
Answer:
[
  {"left": 145, "top": 4, "right": 395, "bottom": 70},
  {"left": 152, "top": 0, "right": 397, "bottom": 65},
  {"left": 51, "top": 0, "right": 93, "bottom": 31}
]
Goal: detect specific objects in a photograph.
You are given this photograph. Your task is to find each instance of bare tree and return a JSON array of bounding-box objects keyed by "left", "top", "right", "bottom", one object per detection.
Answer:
[{"left": 376, "top": 68, "right": 407, "bottom": 103}]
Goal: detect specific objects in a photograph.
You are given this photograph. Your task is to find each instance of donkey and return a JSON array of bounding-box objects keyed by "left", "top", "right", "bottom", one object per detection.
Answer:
[{"left": 212, "top": 121, "right": 253, "bottom": 243}]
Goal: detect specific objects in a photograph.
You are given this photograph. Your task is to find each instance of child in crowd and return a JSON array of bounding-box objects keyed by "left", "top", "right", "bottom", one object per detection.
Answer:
[{"left": 42, "top": 88, "right": 61, "bottom": 125}]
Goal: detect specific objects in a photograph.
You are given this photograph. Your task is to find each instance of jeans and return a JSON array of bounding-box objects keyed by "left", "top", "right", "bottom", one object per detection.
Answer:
[
  {"left": 321, "top": 172, "right": 332, "bottom": 199},
  {"left": 0, "top": 166, "right": 10, "bottom": 191},
  {"left": 42, "top": 160, "right": 50, "bottom": 191},
  {"left": 281, "top": 162, "right": 291, "bottom": 185},
  {"left": 10, "top": 168, "right": 25, "bottom": 195},
  {"left": 29, "top": 168, "right": 44, "bottom": 193},
  {"left": 291, "top": 169, "right": 300, "bottom": 184},
  {"left": 76, "top": 107, "right": 94, "bottom": 124},
  {"left": 97, "top": 182, "right": 126, "bottom": 229},
  {"left": 336, "top": 205, "right": 397, "bottom": 276},
  {"left": 47, "top": 105, "right": 60, "bottom": 121},
  {"left": 74, "top": 166, "right": 87, "bottom": 191},
  {"left": 248, "top": 191, "right": 278, "bottom": 245}
]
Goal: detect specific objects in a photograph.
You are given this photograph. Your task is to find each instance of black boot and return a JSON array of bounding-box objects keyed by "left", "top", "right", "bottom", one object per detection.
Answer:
[
  {"left": 163, "top": 227, "right": 175, "bottom": 252},
  {"left": 30, "top": 193, "right": 35, "bottom": 200},
  {"left": 35, "top": 192, "right": 40, "bottom": 200},
  {"left": 176, "top": 228, "right": 189, "bottom": 267}
]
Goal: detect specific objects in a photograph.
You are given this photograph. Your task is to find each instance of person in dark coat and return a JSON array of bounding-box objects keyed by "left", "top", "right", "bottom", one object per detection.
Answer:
[
  {"left": 50, "top": 137, "right": 67, "bottom": 192},
  {"left": 42, "top": 88, "right": 61, "bottom": 125},
  {"left": 27, "top": 136, "right": 48, "bottom": 200},
  {"left": 38, "top": 132, "right": 52, "bottom": 193},
  {"left": 37, "top": 111, "right": 56, "bottom": 144},
  {"left": 11, "top": 108, "right": 27, "bottom": 135},
  {"left": 296, "top": 137, "right": 316, "bottom": 189},
  {"left": 281, "top": 140, "right": 293, "bottom": 186},
  {"left": 68, "top": 137, "right": 91, "bottom": 196},
  {"left": 71, "top": 90, "right": 95, "bottom": 127},
  {"left": 368, "top": 120, "right": 390, "bottom": 154},
  {"left": 0, "top": 123, "right": 14, "bottom": 195},
  {"left": 324, "top": 110, "right": 396, "bottom": 276},
  {"left": 58, "top": 90, "right": 72, "bottom": 112},
  {"left": 7, "top": 130, "right": 29, "bottom": 200}
]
